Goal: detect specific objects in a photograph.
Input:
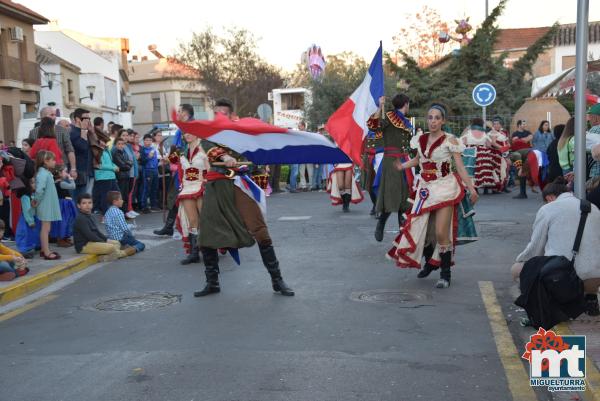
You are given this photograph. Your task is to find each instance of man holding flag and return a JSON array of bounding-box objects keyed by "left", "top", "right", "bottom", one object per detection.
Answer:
[
  {"left": 191, "top": 98, "right": 294, "bottom": 298},
  {"left": 368, "top": 94, "right": 414, "bottom": 242},
  {"left": 325, "top": 43, "right": 413, "bottom": 241}
]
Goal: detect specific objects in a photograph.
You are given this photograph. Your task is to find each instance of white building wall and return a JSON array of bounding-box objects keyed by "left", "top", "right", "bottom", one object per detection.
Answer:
[
  {"left": 39, "top": 63, "right": 63, "bottom": 111},
  {"left": 553, "top": 43, "right": 600, "bottom": 72},
  {"left": 35, "top": 31, "right": 123, "bottom": 110}
]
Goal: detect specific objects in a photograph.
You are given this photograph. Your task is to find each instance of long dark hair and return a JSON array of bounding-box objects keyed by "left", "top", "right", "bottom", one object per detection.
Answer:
[
  {"left": 537, "top": 120, "right": 551, "bottom": 133},
  {"left": 558, "top": 117, "right": 575, "bottom": 150},
  {"left": 38, "top": 117, "right": 56, "bottom": 139},
  {"left": 553, "top": 124, "right": 565, "bottom": 140}
]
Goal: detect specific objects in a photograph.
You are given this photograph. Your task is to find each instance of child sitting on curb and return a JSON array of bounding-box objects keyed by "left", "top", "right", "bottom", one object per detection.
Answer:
[
  {"left": 104, "top": 191, "right": 145, "bottom": 253},
  {"left": 0, "top": 220, "right": 29, "bottom": 281},
  {"left": 73, "top": 193, "right": 135, "bottom": 261}
]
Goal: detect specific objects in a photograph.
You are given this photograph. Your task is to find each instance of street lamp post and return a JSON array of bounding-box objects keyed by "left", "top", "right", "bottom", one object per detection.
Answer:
[{"left": 574, "top": 0, "right": 589, "bottom": 199}]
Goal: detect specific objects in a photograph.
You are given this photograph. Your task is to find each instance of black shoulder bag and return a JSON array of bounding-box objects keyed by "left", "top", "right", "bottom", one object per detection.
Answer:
[{"left": 540, "top": 199, "right": 590, "bottom": 305}]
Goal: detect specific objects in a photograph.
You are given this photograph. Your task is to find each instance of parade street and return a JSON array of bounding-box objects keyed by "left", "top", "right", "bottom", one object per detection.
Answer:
[{"left": 0, "top": 191, "right": 560, "bottom": 401}]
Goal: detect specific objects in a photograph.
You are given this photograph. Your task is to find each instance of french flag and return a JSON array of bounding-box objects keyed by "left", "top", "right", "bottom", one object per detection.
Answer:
[
  {"left": 326, "top": 43, "right": 384, "bottom": 167},
  {"left": 172, "top": 111, "right": 350, "bottom": 165}
]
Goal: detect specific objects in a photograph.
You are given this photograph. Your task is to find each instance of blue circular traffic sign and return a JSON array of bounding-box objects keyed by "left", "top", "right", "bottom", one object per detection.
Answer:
[{"left": 472, "top": 83, "right": 496, "bottom": 107}]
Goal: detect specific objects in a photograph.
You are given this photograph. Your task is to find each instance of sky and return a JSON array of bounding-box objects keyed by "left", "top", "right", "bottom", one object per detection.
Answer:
[{"left": 18, "top": 0, "right": 600, "bottom": 71}]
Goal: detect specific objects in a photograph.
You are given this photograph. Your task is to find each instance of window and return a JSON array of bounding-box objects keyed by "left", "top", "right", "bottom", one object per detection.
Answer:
[
  {"left": 67, "top": 79, "right": 74, "bottom": 103},
  {"left": 562, "top": 55, "right": 576, "bottom": 71},
  {"left": 280, "top": 93, "right": 304, "bottom": 111},
  {"left": 180, "top": 97, "right": 205, "bottom": 117},
  {"left": 152, "top": 97, "right": 161, "bottom": 111}
]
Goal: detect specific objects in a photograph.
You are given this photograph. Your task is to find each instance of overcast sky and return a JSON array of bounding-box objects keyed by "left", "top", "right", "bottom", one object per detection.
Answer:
[{"left": 19, "top": 0, "right": 600, "bottom": 71}]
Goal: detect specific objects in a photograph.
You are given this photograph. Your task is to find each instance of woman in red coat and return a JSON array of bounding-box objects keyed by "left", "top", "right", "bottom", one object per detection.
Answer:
[{"left": 29, "top": 117, "right": 63, "bottom": 166}]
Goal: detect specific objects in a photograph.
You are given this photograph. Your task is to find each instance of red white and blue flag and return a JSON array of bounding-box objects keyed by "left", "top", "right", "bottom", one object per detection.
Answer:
[
  {"left": 172, "top": 111, "right": 351, "bottom": 165},
  {"left": 325, "top": 43, "right": 384, "bottom": 167}
]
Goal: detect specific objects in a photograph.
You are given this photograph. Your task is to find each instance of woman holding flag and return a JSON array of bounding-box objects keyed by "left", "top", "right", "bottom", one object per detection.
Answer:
[{"left": 387, "top": 103, "right": 478, "bottom": 289}]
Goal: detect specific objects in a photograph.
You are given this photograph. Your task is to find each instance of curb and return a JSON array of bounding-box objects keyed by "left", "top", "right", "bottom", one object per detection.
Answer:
[
  {"left": 556, "top": 322, "right": 600, "bottom": 401},
  {"left": 0, "top": 255, "right": 98, "bottom": 307}
]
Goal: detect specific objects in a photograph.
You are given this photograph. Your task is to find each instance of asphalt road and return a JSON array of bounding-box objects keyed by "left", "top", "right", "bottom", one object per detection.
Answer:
[{"left": 0, "top": 189, "right": 545, "bottom": 401}]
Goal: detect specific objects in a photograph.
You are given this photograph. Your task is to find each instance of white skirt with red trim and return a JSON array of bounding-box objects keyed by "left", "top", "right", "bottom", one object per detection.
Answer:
[
  {"left": 326, "top": 165, "right": 364, "bottom": 206},
  {"left": 387, "top": 173, "right": 465, "bottom": 268}
]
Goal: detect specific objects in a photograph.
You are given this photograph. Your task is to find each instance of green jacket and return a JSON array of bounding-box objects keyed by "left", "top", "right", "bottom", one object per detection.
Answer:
[{"left": 94, "top": 149, "right": 117, "bottom": 181}]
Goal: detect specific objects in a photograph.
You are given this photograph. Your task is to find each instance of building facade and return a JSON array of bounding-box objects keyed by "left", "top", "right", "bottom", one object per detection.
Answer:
[
  {"left": 0, "top": 0, "right": 47, "bottom": 142},
  {"left": 35, "top": 30, "right": 131, "bottom": 126},
  {"left": 494, "top": 22, "right": 600, "bottom": 77},
  {"left": 36, "top": 45, "right": 81, "bottom": 118},
  {"left": 129, "top": 56, "right": 210, "bottom": 134}
]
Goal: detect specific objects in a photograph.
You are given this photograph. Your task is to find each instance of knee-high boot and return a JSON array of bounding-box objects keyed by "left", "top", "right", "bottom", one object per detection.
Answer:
[
  {"left": 342, "top": 193, "right": 351, "bottom": 212},
  {"left": 436, "top": 251, "right": 452, "bottom": 289},
  {"left": 369, "top": 191, "right": 377, "bottom": 215},
  {"left": 374, "top": 212, "right": 391, "bottom": 242},
  {"left": 513, "top": 178, "right": 528, "bottom": 199},
  {"left": 153, "top": 205, "right": 177, "bottom": 236},
  {"left": 259, "top": 244, "right": 294, "bottom": 296},
  {"left": 194, "top": 247, "right": 220, "bottom": 297},
  {"left": 180, "top": 233, "right": 201, "bottom": 265},
  {"left": 417, "top": 243, "right": 439, "bottom": 278}
]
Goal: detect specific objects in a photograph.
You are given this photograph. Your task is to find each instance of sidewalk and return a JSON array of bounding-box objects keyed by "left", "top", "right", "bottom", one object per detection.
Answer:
[{"left": 0, "top": 211, "right": 172, "bottom": 307}]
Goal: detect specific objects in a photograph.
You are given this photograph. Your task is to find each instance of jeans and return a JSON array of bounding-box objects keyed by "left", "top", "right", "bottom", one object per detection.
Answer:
[
  {"left": 0, "top": 261, "right": 15, "bottom": 274},
  {"left": 92, "top": 179, "right": 119, "bottom": 214},
  {"left": 118, "top": 178, "right": 130, "bottom": 212},
  {"left": 141, "top": 169, "right": 159, "bottom": 208},
  {"left": 120, "top": 231, "right": 145, "bottom": 253},
  {"left": 312, "top": 164, "right": 324, "bottom": 189},
  {"left": 289, "top": 164, "right": 299, "bottom": 190}
]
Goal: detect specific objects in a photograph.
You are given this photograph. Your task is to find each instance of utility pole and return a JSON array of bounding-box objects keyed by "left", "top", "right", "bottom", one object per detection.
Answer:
[{"left": 574, "top": 0, "right": 589, "bottom": 199}]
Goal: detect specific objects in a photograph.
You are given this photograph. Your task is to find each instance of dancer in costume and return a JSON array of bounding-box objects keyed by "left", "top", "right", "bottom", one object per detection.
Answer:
[
  {"left": 169, "top": 128, "right": 209, "bottom": 265},
  {"left": 192, "top": 99, "right": 294, "bottom": 297},
  {"left": 154, "top": 104, "right": 195, "bottom": 237},
  {"left": 361, "top": 129, "right": 384, "bottom": 216},
  {"left": 387, "top": 103, "right": 478, "bottom": 289},
  {"left": 367, "top": 94, "right": 413, "bottom": 242},
  {"left": 460, "top": 118, "right": 498, "bottom": 193},
  {"left": 326, "top": 163, "right": 363, "bottom": 212},
  {"left": 488, "top": 117, "right": 511, "bottom": 193}
]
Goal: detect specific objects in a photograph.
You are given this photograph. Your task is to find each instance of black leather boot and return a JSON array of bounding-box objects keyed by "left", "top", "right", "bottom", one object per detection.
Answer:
[
  {"left": 369, "top": 191, "right": 377, "bottom": 215},
  {"left": 194, "top": 248, "right": 220, "bottom": 297},
  {"left": 342, "top": 193, "right": 351, "bottom": 212},
  {"left": 513, "top": 178, "right": 528, "bottom": 199},
  {"left": 374, "top": 212, "right": 390, "bottom": 242},
  {"left": 418, "top": 244, "right": 438, "bottom": 278},
  {"left": 259, "top": 244, "right": 294, "bottom": 296},
  {"left": 436, "top": 251, "right": 452, "bottom": 288},
  {"left": 153, "top": 206, "right": 177, "bottom": 236},
  {"left": 181, "top": 233, "right": 201, "bottom": 265},
  {"left": 586, "top": 294, "right": 600, "bottom": 316}
]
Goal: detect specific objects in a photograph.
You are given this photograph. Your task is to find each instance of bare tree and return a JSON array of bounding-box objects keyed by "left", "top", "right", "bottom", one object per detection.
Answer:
[{"left": 175, "top": 27, "right": 283, "bottom": 117}]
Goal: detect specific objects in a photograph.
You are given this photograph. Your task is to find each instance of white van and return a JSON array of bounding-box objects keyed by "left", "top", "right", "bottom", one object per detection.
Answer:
[{"left": 16, "top": 117, "right": 72, "bottom": 146}]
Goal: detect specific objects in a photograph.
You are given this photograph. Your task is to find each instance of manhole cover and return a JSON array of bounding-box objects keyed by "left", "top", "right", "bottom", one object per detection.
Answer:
[
  {"left": 350, "top": 289, "right": 432, "bottom": 306},
  {"left": 93, "top": 292, "right": 181, "bottom": 312}
]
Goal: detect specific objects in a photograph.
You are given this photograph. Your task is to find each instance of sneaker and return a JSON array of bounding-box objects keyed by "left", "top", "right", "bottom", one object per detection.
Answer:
[
  {"left": 150, "top": 207, "right": 162, "bottom": 212},
  {"left": 125, "top": 211, "right": 138, "bottom": 219}
]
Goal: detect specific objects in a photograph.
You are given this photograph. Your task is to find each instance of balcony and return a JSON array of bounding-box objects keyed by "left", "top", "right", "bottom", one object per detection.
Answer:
[{"left": 0, "top": 55, "right": 41, "bottom": 88}]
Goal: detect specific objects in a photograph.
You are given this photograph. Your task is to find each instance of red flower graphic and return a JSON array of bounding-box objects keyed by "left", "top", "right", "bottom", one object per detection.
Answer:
[{"left": 522, "top": 328, "right": 570, "bottom": 372}]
